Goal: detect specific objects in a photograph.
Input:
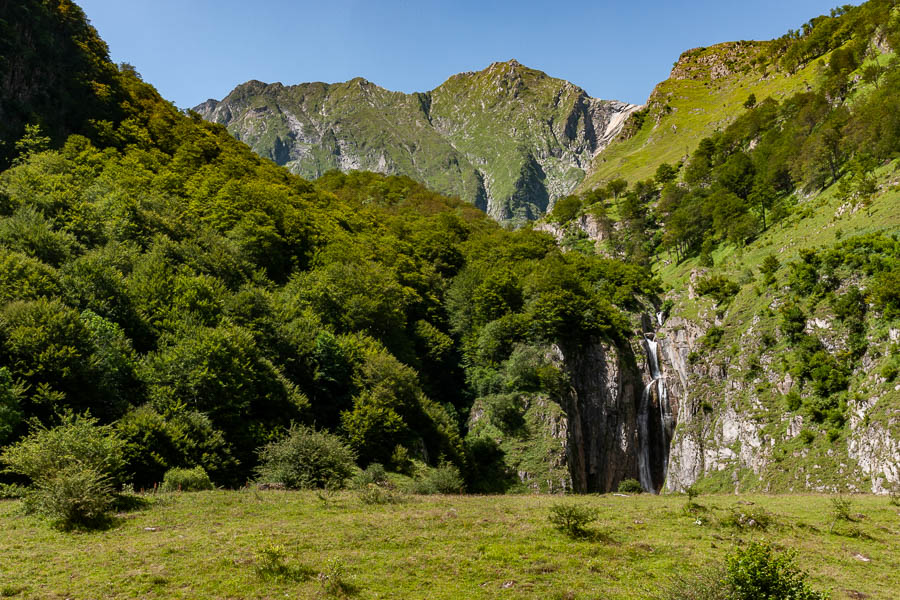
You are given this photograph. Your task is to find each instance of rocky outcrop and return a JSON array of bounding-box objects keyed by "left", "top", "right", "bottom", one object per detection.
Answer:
[
  {"left": 194, "top": 61, "right": 639, "bottom": 222},
  {"left": 549, "top": 325, "right": 680, "bottom": 494}
]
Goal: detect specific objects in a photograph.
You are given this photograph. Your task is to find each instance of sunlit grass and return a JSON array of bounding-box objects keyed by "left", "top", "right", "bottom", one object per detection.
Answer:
[{"left": 1, "top": 490, "right": 897, "bottom": 599}]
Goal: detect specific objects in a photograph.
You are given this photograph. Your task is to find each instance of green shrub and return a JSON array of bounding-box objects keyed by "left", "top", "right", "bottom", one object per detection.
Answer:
[
  {"left": 725, "top": 542, "right": 828, "bottom": 599},
  {"left": 799, "top": 429, "right": 816, "bottom": 445},
  {"left": 0, "top": 413, "right": 125, "bottom": 529},
  {"left": 255, "top": 425, "right": 356, "bottom": 490},
  {"left": 700, "top": 326, "right": 725, "bottom": 349},
  {"left": 358, "top": 483, "right": 404, "bottom": 505},
  {"left": 656, "top": 542, "right": 827, "bottom": 599},
  {"left": 695, "top": 275, "right": 740, "bottom": 305},
  {"left": 410, "top": 463, "right": 464, "bottom": 495},
  {"left": 548, "top": 503, "right": 599, "bottom": 539},
  {"left": 785, "top": 390, "right": 802, "bottom": 412},
  {"left": 29, "top": 463, "right": 115, "bottom": 529},
  {"left": 617, "top": 478, "right": 643, "bottom": 493},
  {"left": 720, "top": 507, "right": 775, "bottom": 530},
  {"left": 254, "top": 542, "right": 313, "bottom": 582},
  {"left": 0, "top": 367, "right": 24, "bottom": 445},
  {"left": 160, "top": 466, "right": 213, "bottom": 492},
  {"left": 351, "top": 463, "right": 387, "bottom": 489},
  {"left": 0, "top": 482, "right": 28, "bottom": 499},
  {"left": 880, "top": 361, "right": 898, "bottom": 382}
]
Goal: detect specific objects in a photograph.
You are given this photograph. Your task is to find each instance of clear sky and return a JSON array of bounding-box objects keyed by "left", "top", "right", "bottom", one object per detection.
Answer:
[{"left": 77, "top": 0, "right": 849, "bottom": 109}]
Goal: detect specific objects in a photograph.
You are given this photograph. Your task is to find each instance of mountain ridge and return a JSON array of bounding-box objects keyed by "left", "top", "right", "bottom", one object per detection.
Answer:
[{"left": 193, "top": 60, "right": 640, "bottom": 222}]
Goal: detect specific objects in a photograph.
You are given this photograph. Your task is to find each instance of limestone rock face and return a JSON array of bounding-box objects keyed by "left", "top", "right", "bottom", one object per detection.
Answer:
[{"left": 193, "top": 61, "right": 639, "bottom": 223}]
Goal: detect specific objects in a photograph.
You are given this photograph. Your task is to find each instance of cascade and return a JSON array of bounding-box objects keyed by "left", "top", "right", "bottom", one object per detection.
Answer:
[
  {"left": 637, "top": 379, "right": 655, "bottom": 492},
  {"left": 638, "top": 333, "right": 674, "bottom": 493}
]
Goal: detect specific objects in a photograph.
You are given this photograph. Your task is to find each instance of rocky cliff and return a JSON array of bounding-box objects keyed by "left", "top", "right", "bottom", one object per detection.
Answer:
[{"left": 194, "top": 61, "right": 639, "bottom": 223}]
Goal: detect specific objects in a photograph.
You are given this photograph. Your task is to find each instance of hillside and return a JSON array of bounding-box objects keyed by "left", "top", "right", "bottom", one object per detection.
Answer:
[
  {"left": 538, "top": 0, "right": 900, "bottom": 495},
  {"left": 0, "top": 0, "right": 898, "bottom": 515},
  {"left": 194, "top": 61, "right": 638, "bottom": 223},
  {"left": 0, "top": 0, "right": 667, "bottom": 502},
  {"left": 579, "top": 2, "right": 898, "bottom": 190},
  {"left": 578, "top": 41, "right": 822, "bottom": 191}
]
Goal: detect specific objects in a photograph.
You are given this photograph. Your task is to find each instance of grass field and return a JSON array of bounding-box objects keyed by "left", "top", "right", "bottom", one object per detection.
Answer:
[{"left": 1, "top": 491, "right": 898, "bottom": 599}]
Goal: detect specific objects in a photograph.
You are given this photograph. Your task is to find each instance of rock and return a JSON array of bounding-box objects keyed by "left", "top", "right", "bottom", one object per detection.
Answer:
[{"left": 256, "top": 482, "right": 286, "bottom": 491}]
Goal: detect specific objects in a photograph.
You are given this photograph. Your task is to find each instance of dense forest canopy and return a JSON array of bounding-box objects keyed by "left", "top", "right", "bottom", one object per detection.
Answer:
[{"left": 0, "top": 0, "right": 657, "bottom": 492}]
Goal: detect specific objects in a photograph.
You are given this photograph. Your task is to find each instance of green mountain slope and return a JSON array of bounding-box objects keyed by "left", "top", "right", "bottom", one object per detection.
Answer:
[
  {"left": 0, "top": 0, "right": 661, "bottom": 496},
  {"left": 542, "top": 0, "right": 900, "bottom": 494},
  {"left": 578, "top": 41, "right": 823, "bottom": 191},
  {"left": 194, "top": 61, "right": 639, "bottom": 223}
]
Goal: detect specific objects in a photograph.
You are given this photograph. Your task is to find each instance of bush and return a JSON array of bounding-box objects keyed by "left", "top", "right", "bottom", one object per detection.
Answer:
[
  {"left": 548, "top": 503, "right": 599, "bottom": 538},
  {"left": 0, "top": 413, "right": 125, "bottom": 529},
  {"left": 617, "top": 478, "right": 643, "bottom": 493},
  {"left": 160, "top": 466, "right": 213, "bottom": 492},
  {"left": 658, "top": 542, "right": 828, "bottom": 600},
  {"left": 255, "top": 425, "right": 356, "bottom": 490},
  {"left": 410, "top": 463, "right": 464, "bottom": 495},
  {"left": 725, "top": 542, "right": 828, "bottom": 599},
  {"left": 30, "top": 463, "right": 115, "bottom": 529},
  {"left": 695, "top": 275, "right": 740, "bottom": 305},
  {"left": 351, "top": 463, "right": 387, "bottom": 489}
]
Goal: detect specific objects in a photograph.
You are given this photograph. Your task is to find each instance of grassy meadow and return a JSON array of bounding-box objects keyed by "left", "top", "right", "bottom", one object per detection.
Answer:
[{"left": 1, "top": 491, "right": 898, "bottom": 599}]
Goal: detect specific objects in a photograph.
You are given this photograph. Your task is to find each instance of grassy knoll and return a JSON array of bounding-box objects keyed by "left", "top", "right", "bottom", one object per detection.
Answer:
[{"left": 1, "top": 491, "right": 898, "bottom": 599}]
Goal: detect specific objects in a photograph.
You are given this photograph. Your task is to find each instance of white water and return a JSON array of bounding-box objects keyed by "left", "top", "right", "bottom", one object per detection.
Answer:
[
  {"left": 638, "top": 334, "right": 673, "bottom": 493},
  {"left": 637, "top": 378, "right": 655, "bottom": 492}
]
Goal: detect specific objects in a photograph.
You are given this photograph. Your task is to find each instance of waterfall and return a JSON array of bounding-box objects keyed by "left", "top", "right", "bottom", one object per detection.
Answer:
[
  {"left": 638, "top": 334, "right": 673, "bottom": 493},
  {"left": 637, "top": 379, "right": 655, "bottom": 492}
]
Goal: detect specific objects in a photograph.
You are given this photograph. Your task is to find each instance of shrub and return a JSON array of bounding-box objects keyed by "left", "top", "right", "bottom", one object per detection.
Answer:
[
  {"left": 720, "top": 507, "right": 774, "bottom": 530},
  {"left": 0, "top": 367, "right": 24, "bottom": 445},
  {"left": 889, "top": 485, "right": 900, "bottom": 507},
  {"left": 695, "top": 275, "right": 740, "bottom": 305},
  {"left": 785, "top": 390, "right": 802, "bottom": 412},
  {"left": 254, "top": 542, "right": 313, "bottom": 582},
  {"left": 0, "top": 482, "right": 28, "bottom": 499},
  {"left": 617, "top": 478, "right": 643, "bottom": 493},
  {"left": 358, "top": 483, "right": 404, "bottom": 505},
  {"left": 160, "top": 466, "right": 213, "bottom": 492},
  {"left": 30, "top": 463, "right": 114, "bottom": 529},
  {"left": 830, "top": 495, "right": 853, "bottom": 523},
  {"left": 548, "top": 503, "right": 599, "bottom": 538},
  {"left": 657, "top": 543, "right": 827, "bottom": 600},
  {"left": 410, "top": 463, "right": 464, "bottom": 495},
  {"left": 725, "top": 542, "right": 828, "bottom": 599},
  {"left": 0, "top": 413, "right": 125, "bottom": 529},
  {"left": 255, "top": 425, "right": 356, "bottom": 490},
  {"left": 351, "top": 463, "right": 387, "bottom": 489}
]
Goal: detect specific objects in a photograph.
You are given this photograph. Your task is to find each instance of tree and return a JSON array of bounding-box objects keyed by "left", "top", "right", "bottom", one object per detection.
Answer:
[
  {"left": 606, "top": 179, "right": 628, "bottom": 202},
  {"left": 654, "top": 163, "right": 678, "bottom": 185},
  {"left": 760, "top": 254, "right": 781, "bottom": 286},
  {"left": 862, "top": 63, "right": 884, "bottom": 89},
  {"left": 549, "top": 194, "right": 582, "bottom": 223},
  {"left": 743, "top": 93, "right": 757, "bottom": 109},
  {"left": 0, "top": 367, "right": 25, "bottom": 445}
]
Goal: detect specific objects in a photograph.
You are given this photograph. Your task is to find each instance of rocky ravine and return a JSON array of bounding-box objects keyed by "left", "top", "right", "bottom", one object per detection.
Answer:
[{"left": 194, "top": 60, "right": 640, "bottom": 222}]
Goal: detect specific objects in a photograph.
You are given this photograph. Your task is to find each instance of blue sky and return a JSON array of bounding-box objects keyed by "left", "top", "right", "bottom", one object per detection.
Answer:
[{"left": 78, "top": 0, "right": 849, "bottom": 108}]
